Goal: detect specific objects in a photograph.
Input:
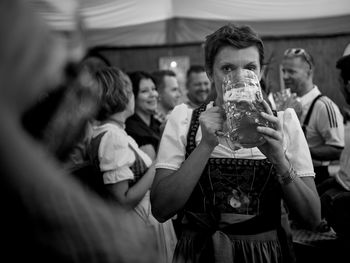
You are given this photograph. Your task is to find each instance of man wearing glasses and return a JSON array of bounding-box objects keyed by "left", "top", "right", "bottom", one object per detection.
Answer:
[{"left": 281, "top": 48, "right": 344, "bottom": 189}]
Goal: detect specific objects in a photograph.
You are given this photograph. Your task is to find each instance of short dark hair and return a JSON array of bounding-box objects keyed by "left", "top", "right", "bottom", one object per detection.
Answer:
[
  {"left": 152, "top": 70, "right": 176, "bottom": 92},
  {"left": 94, "top": 67, "right": 131, "bottom": 121},
  {"left": 128, "top": 71, "right": 155, "bottom": 96},
  {"left": 204, "top": 23, "right": 264, "bottom": 75},
  {"left": 336, "top": 54, "right": 350, "bottom": 84},
  {"left": 186, "top": 65, "right": 206, "bottom": 79}
]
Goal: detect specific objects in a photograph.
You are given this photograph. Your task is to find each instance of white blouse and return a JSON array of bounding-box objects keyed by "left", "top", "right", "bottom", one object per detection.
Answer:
[
  {"left": 91, "top": 123, "right": 152, "bottom": 184},
  {"left": 155, "top": 102, "right": 315, "bottom": 178}
]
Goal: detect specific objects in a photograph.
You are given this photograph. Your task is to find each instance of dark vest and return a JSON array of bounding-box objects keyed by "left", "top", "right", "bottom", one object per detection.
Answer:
[{"left": 182, "top": 103, "right": 283, "bottom": 234}]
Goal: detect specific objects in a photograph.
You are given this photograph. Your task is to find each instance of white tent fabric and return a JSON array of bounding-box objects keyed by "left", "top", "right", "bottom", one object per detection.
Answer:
[
  {"left": 82, "top": 0, "right": 350, "bottom": 28},
  {"left": 83, "top": 0, "right": 173, "bottom": 29},
  {"left": 172, "top": 0, "right": 350, "bottom": 21},
  {"left": 32, "top": 0, "right": 350, "bottom": 47}
]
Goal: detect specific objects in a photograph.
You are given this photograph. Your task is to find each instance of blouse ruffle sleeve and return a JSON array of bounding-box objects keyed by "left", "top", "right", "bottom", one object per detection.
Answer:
[
  {"left": 155, "top": 103, "right": 193, "bottom": 170},
  {"left": 279, "top": 108, "right": 315, "bottom": 177},
  {"left": 98, "top": 130, "right": 136, "bottom": 184}
]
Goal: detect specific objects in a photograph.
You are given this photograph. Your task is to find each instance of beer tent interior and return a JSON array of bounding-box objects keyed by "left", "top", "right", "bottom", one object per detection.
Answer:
[{"left": 41, "top": 0, "right": 350, "bottom": 112}]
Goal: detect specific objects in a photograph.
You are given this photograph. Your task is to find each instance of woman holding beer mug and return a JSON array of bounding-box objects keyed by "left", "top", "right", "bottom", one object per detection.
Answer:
[{"left": 151, "top": 23, "right": 321, "bottom": 263}]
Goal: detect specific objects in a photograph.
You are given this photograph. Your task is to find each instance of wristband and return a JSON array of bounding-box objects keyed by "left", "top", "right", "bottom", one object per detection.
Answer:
[{"left": 278, "top": 164, "right": 297, "bottom": 185}]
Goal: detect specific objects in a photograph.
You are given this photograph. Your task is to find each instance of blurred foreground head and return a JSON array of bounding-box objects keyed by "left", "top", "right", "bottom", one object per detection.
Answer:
[
  {"left": 0, "top": 1, "right": 158, "bottom": 262},
  {"left": 2, "top": 0, "right": 101, "bottom": 162},
  {"left": 0, "top": 0, "right": 69, "bottom": 115}
]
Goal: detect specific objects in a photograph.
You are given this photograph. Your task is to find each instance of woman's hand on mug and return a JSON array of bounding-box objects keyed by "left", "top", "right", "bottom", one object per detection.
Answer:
[
  {"left": 256, "top": 100, "right": 286, "bottom": 166},
  {"left": 199, "top": 106, "right": 224, "bottom": 149}
]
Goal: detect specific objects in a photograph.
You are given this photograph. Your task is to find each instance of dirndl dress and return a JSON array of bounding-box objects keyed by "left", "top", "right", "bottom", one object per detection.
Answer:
[{"left": 172, "top": 104, "right": 294, "bottom": 263}]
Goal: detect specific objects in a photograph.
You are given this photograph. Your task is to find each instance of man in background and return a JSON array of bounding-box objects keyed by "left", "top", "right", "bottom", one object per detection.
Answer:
[
  {"left": 152, "top": 69, "right": 181, "bottom": 127},
  {"left": 184, "top": 65, "right": 211, "bottom": 109},
  {"left": 281, "top": 48, "right": 344, "bottom": 187}
]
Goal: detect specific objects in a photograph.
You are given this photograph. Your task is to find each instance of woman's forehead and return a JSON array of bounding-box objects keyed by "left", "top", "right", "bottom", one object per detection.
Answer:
[
  {"left": 214, "top": 46, "right": 260, "bottom": 65},
  {"left": 140, "top": 78, "right": 155, "bottom": 86}
]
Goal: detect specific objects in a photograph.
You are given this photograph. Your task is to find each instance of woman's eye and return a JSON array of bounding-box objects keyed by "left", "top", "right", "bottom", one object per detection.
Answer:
[
  {"left": 246, "top": 65, "right": 257, "bottom": 71},
  {"left": 222, "top": 66, "right": 233, "bottom": 73}
]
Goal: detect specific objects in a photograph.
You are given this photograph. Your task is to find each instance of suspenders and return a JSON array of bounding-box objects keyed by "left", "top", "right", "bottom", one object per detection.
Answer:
[{"left": 302, "top": 94, "right": 323, "bottom": 135}]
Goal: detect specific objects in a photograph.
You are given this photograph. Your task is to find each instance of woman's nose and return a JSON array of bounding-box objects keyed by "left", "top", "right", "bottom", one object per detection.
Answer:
[{"left": 232, "top": 68, "right": 245, "bottom": 82}]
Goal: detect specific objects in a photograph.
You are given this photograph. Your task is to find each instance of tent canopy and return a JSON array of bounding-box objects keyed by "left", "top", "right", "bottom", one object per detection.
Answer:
[{"left": 35, "top": 0, "right": 350, "bottom": 47}]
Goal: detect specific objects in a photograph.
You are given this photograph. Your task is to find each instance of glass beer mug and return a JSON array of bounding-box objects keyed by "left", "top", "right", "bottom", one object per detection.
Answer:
[{"left": 222, "top": 69, "right": 274, "bottom": 148}]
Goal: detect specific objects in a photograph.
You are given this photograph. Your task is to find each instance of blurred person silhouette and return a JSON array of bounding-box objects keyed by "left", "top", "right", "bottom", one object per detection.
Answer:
[
  {"left": 152, "top": 69, "right": 181, "bottom": 132},
  {"left": 185, "top": 65, "right": 211, "bottom": 109},
  {"left": 0, "top": 0, "right": 158, "bottom": 262},
  {"left": 281, "top": 48, "right": 344, "bottom": 187},
  {"left": 63, "top": 49, "right": 111, "bottom": 171},
  {"left": 319, "top": 45, "right": 350, "bottom": 241},
  {"left": 88, "top": 67, "right": 177, "bottom": 262},
  {"left": 80, "top": 48, "right": 111, "bottom": 74},
  {"left": 125, "top": 71, "right": 161, "bottom": 161},
  {"left": 151, "top": 23, "right": 320, "bottom": 263}
]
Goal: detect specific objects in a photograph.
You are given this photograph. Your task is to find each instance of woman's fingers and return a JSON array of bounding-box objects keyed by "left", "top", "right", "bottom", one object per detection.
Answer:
[
  {"left": 261, "top": 100, "right": 273, "bottom": 115},
  {"left": 198, "top": 106, "right": 225, "bottom": 147},
  {"left": 260, "top": 112, "right": 281, "bottom": 131},
  {"left": 199, "top": 107, "right": 224, "bottom": 136},
  {"left": 258, "top": 111, "right": 283, "bottom": 141},
  {"left": 257, "top": 126, "right": 280, "bottom": 139},
  {"left": 260, "top": 100, "right": 281, "bottom": 130},
  {"left": 210, "top": 106, "right": 224, "bottom": 114}
]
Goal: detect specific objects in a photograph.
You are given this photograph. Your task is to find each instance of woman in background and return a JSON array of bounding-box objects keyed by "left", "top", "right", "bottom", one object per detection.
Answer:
[
  {"left": 126, "top": 71, "right": 161, "bottom": 160},
  {"left": 89, "top": 67, "right": 177, "bottom": 263}
]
